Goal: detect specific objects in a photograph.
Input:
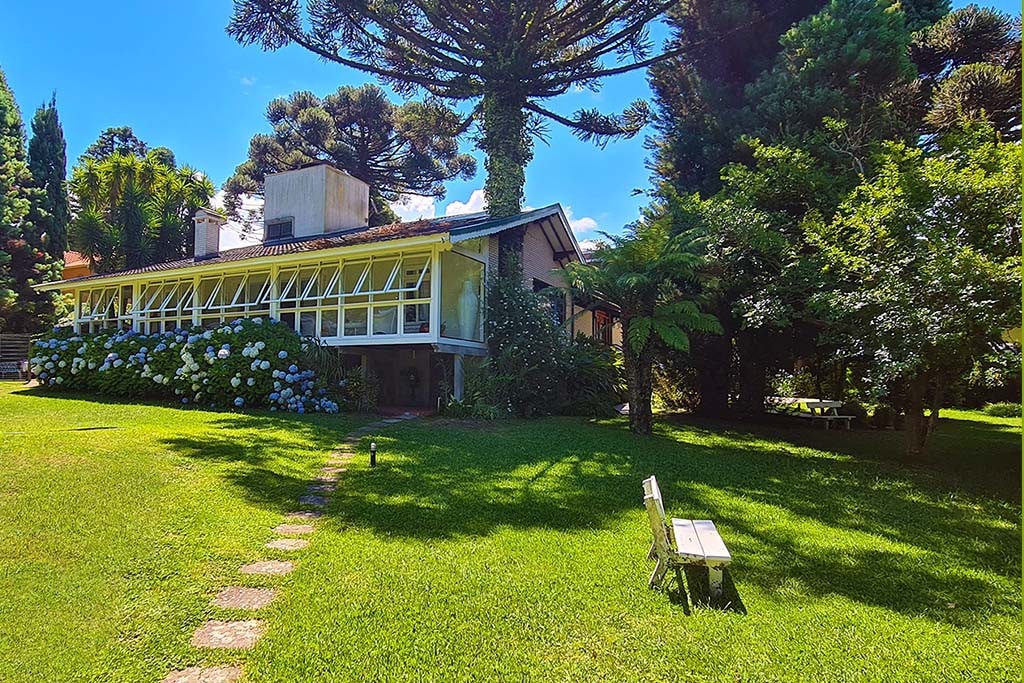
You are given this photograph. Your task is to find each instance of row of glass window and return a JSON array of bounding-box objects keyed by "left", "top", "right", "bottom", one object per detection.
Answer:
[{"left": 74, "top": 251, "right": 485, "bottom": 342}]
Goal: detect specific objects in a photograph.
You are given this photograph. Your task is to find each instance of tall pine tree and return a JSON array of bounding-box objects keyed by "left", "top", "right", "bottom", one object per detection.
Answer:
[
  {"left": 0, "top": 67, "right": 61, "bottom": 333},
  {"left": 28, "top": 94, "right": 69, "bottom": 259}
]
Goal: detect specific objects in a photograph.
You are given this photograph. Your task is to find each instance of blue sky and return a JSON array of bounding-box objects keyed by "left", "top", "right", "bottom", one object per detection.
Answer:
[{"left": 3, "top": 0, "right": 1016, "bottom": 249}]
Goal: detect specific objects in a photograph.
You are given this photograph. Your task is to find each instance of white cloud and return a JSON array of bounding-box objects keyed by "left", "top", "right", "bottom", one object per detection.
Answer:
[
  {"left": 241, "top": 76, "right": 257, "bottom": 87},
  {"left": 563, "top": 206, "right": 598, "bottom": 235},
  {"left": 578, "top": 238, "right": 605, "bottom": 253},
  {"left": 391, "top": 194, "right": 437, "bottom": 222},
  {"left": 211, "top": 190, "right": 264, "bottom": 250},
  {"left": 445, "top": 188, "right": 487, "bottom": 216}
]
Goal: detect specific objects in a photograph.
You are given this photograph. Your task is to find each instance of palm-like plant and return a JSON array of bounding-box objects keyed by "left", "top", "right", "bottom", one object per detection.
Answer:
[
  {"left": 564, "top": 213, "right": 720, "bottom": 434},
  {"left": 69, "top": 151, "right": 214, "bottom": 272}
]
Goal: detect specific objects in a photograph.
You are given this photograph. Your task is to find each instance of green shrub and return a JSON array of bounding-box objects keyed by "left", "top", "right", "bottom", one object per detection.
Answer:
[
  {"left": 871, "top": 404, "right": 896, "bottom": 429},
  {"left": 559, "top": 334, "right": 626, "bottom": 416},
  {"left": 840, "top": 400, "right": 868, "bottom": 426},
  {"left": 30, "top": 319, "right": 339, "bottom": 413},
  {"left": 337, "top": 367, "right": 380, "bottom": 413},
  {"left": 983, "top": 402, "right": 1021, "bottom": 417}
]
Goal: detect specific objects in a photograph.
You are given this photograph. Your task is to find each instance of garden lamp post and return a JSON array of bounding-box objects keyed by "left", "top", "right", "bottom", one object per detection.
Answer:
[{"left": 370, "top": 441, "right": 377, "bottom": 468}]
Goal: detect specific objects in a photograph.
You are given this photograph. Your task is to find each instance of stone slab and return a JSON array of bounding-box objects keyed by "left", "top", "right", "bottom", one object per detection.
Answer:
[
  {"left": 285, "top": 511, "right": 322, "bottom": 521},
  {"left": 239, "top": 560, "right": 294, "bottom": 575},
  {"left": 307, "top": 483, "right": 337, "bottom": 493},
  {"left": 163, "top": 665, "right": 242, "bottom": 683},
  {"left": 298, "top": 495, "right": 327, "bottom": 507},
  {"left": 212, "top": 586, "right": 278, "bottom": 610},
  {"left": 266, "top": 537, "right": 309, "bottom": 551},
  {"left": 191, "top": 620, "right": 265, "bottom": 649},
  {"left": 274, "top": 523, "right": 314, "bottom": 535}
]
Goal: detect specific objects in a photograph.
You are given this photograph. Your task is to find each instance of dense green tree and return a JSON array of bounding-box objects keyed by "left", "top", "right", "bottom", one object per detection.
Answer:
[
  {"left": 228, "top": 0, "right": 680, "bottom": 272},
  {"left": 0, "top": 67, "right": 62, "bottom": 332},
  {"left": 648, "top": 0, "right": 825, "bottom": 196},
  {"left": 564, "top": 194, "right": 720, "bottom": 434},
  {"left": 223, "top": 85, "right": 476, "bottom": 228},
  {"left": 80, "top": 126, "right": 148, "bottom": 163},
  {"left": 746, "top": 0, "right": 920, "bottom": 176},
  {"left": 808, "top": 124, "right": 1020, "bottom": 458},
  {"left": 28, "top": 95, "right": 70, "bottom": 259},
  {"left": 69, "top": 151, "right": 214, "bottom": 272}
]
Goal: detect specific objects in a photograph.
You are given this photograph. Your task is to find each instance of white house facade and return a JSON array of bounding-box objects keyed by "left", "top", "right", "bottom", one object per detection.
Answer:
[{"left": 38, "top": 163, "right": 619, "bottom": 408}]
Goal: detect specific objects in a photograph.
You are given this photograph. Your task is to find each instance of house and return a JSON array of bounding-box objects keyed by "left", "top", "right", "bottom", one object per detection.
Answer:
[
  {"left": 61, "top": 251, "right": 94, "bottom": 280},
  {"left": 38, "top": 163, "right": 619, "bottom": 408}
]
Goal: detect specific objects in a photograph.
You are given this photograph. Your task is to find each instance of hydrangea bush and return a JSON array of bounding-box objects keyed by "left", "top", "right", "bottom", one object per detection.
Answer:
[{"left": 31, "top": 318, "right": 340, "bottom": 414}]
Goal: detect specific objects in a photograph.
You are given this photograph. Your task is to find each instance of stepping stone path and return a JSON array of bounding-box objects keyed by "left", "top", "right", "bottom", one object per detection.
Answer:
[
  {"left": 266, "top": 537, "right": 309, "bottom": 551},
  {"left": 163, "top": 665, "right": 242, "bottom": 683},
  {"left": 163, "top": 415, "right": 413, "bottom": 682},
  {"left": 212, "top": 587, "right": 278, "bottom": 610},
  {"left": 191, "top": 620, "right": 265, "bottom": 649}
]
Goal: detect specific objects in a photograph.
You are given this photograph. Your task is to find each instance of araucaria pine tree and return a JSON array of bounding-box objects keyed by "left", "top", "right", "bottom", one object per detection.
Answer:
[
  {"left": 228, "top": 0, "right": 682, "bottom": 269},
  {"left": 0, "top": 68, "right": 62, "bottom": 333}
]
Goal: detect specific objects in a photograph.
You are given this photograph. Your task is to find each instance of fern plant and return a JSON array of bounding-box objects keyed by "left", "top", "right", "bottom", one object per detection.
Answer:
[{"left": 564, "top": 206, "right": 720, "bottom": 434}]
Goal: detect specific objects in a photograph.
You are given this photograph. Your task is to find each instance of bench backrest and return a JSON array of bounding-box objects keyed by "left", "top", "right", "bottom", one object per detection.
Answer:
[{"left": 642, "top": 476, "right": 671, "bottom": 557}]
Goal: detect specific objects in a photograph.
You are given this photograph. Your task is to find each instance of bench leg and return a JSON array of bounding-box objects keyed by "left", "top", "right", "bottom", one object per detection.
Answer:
[
  {"left": 649, "top": 558, "right": 668, "bottom": 589},
  {"left": 708, "top": 566, "right": 724, "bottom": 598}
]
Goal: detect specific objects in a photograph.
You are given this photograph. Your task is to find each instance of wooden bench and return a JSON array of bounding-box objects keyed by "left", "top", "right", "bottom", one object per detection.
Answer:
[
  {"left": 795, "top": 413, "right": 854, "bottom": 430},
  {"left": 643, "top": 475, "right": 731, "bottom": 598}
]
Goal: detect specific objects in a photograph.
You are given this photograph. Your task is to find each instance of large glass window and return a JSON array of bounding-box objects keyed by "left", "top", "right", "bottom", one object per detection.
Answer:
[
  {"left": 440, "top": 251, "right": 484, "bottom": 342},
  {"left": 269, "top": 252, "right": 432, "bottom": 339}
]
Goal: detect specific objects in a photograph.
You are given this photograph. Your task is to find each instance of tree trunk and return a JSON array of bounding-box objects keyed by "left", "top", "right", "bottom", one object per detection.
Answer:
[
  {"left": 622, "top": 319, "right": 653, "bottom": 435},
  {"left": 904, "top": 372, "right": 931, "bottom": 460},
  {"left": 927, "top": 381, "right": 945, "bottom": 436},
  {"left": 694, "top": 331, "right": 731, "bottom": 417},
  {"left": 735, "top": 329, "right": 767, "bottom": 417},
  {"left": 479, "top": 90, "right": 533, "bottom": 276}
]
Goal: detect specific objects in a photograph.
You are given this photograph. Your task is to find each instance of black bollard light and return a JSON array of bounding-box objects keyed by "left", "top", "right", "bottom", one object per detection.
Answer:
[{"left": 370, "top": 441, "right": 377, "bottom": 467}]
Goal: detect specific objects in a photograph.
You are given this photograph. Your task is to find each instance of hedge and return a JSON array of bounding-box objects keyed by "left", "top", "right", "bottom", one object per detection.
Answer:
[{"left": 30, "top": 318, "right": 339, "bottom": 414}]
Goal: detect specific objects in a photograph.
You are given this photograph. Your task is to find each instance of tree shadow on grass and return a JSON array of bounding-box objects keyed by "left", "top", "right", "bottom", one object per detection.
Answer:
[
  {"left": 328, "top": 415, "right": 1020, "bottom": 625},
  {"left": 157, "top": 414, "right": 352, "bottom": 513}
]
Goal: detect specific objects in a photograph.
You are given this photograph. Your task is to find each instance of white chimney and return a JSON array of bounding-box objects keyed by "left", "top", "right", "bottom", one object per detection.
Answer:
[
  {"left": 263, "top": 163, "right": 370, "bottom": 241},
  {"left": 193, "top": 208, "right": 226, "bottom": 259}
]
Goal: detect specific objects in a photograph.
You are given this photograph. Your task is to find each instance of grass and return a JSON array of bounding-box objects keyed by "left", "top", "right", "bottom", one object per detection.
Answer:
[
  {"left": 0, "top": 383, "right": 366, "bottom": 681},
  {"left": 1, "top": 383, "right": 1019, "bottom": 681}
]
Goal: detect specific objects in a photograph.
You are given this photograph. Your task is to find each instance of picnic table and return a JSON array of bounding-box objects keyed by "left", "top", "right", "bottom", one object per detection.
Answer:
[{"left": 768, "top": 396, "right": 854, "bottom": 430}]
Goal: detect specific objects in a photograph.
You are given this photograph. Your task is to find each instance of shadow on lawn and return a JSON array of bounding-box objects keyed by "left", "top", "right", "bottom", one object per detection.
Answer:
[
  {"left": 331, "top": 415, "right": 1020, "bottom": 626},
  {"left": 158, "top": 413, "right": 352, "bottom": 512}
]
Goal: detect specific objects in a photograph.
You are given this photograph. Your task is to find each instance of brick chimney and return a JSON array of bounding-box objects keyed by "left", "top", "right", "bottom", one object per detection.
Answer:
[{"left": 193, "top": 208, "right": 226, "bottom": 260}]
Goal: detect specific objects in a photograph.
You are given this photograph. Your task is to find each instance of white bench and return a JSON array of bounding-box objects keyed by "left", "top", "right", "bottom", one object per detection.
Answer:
[{"left": 643, "top": 475, "right": 731, "bottom": 598}]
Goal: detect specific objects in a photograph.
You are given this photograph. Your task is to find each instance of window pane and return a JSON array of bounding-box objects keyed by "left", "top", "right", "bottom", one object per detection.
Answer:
[
  {"left": 280, "top": 312, "right": 296, "bottom": 330},
  {"left": 246, "top": 272, "right": 270, "bottom": 305},
  {"left": 342, "top": 262, "right": 369, "bottom": 303},
  {"left": 320, "top": 310, "right": 339, "bottom": 338},
  {"left": 404, "top": 303, "right": 430, "bottom": 334},
  {"left": 370, "top": 258, "right": 399, "bottom": 301},
  {"left": 319, "top": 265, "right": 340, "bottom": 306},
  {"left": 372, "top": 306, "right": 398, "bottom": 335},
  {"left": 440, "top": 251, "right": 484, "bottom": 341},
  {"left": 299, "top": 311, "right": 316, "bottom": 336},
  {"left": 343, "top": 308, "right": 368, "bottom": 336},
  {"left": 402, "top": 256, "right": 431, "bottom": 299}
]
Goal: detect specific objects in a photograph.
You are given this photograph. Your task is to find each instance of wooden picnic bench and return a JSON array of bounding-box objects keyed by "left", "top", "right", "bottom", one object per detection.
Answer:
[
  {"left": 769, "top": 397, "right": 855, "bottom": 430},
  {"left": 643, "top": 475, "right": 731, "bottom": 598}
]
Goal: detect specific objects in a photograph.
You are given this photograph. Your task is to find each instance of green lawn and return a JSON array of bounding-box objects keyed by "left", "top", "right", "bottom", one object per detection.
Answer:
[{"left": 1, "top": 383, "right": 1019, "bottom": 681}]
